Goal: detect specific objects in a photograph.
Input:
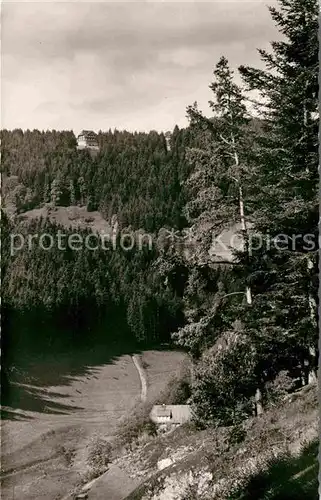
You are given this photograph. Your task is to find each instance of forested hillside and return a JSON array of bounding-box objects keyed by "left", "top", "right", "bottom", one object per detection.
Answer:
[
  {"left": 1, "top": 126, "right": 194, "bottom": 372},
  {"left": 2, "top": 127, "right": 193, "bottom": 231},
  {"left": 2, "top": 0, "right": 318, "bottom": 456}
]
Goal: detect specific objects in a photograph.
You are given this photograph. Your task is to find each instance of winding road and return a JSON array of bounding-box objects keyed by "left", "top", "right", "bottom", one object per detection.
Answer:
[{"left": 131, "top": 355, "right": 147, "bottom": 402}]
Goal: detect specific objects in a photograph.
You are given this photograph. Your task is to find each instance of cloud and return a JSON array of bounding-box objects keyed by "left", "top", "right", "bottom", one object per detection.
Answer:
[{"left": 1, "top": 1, "right": 279, "bottom": 132}]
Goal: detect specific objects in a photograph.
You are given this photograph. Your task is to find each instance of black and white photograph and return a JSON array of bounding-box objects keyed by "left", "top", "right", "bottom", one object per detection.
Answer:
[{"left": 1, "top": 1, "right": 319, "bottom": 499}]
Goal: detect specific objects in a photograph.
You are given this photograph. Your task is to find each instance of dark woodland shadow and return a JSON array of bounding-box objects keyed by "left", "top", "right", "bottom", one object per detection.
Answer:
[
  {"left": 0, "top": 409, "right": 33, "bottom": 422},
  {"left": 1, "top": 383, "right": 84, "bottom": 419},
  {"left": 1, "top": 313, "right": 182, "bottom": 419},
  {"left": 1, "top": 343, "right": 138, "bottom": 418}
]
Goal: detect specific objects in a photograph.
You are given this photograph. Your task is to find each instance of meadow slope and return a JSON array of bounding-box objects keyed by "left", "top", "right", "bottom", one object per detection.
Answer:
[{"left": 1, "top": 348, "right": 186, "bottom": 500}]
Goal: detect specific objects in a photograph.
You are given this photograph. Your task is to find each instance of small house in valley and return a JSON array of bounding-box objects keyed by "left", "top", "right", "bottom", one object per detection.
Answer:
[
  {"left": 77, "top": 130, "right": 99, "bottom": 150},
  {"left": 150, "top": 404, "right": 192, "bottom": 429}
]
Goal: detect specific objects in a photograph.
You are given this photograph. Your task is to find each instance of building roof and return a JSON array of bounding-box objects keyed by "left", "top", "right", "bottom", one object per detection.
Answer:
[
  {"left": 78, "top": 130, "right": 97, "bottom": 138},
  {"left": 155, "top": 406, "right": 172, "bottom": 418},
  {"left": 150, "top": 405, "right": 192, "bottom": 424}
]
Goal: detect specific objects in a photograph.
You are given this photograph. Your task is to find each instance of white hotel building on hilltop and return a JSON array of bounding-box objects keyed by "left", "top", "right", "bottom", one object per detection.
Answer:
[{"left": 77, "top": 130, "right": 99, "bottom": 151}]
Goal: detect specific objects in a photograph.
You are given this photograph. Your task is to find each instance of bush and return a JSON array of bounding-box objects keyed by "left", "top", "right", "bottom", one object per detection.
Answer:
[
  {"left": 190, "top": 340, "right": 256, "bottom": 428},
  {"left": 115, "top": 401, "right": 155, "bottom": 450},
  {"left": 265, "top": 371, "right": 295, "bottom": 407},
  {"left": 228, "top": 424, "right": 246, "bottom": 446},
  {"left": 156, "top": 360, "right": 192, "bottom": 405},
  {"left": 86, "top": 438, "right": 112, "bottom": 479},
  {"left": 156, "top": 375, "right": 191, "bottom": 405}
]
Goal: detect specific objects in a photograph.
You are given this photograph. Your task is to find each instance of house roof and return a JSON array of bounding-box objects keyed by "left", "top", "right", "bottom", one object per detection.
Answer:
[
  {"left": 155, "top": 406, "right": 172, "bottom": 418},
  {"left": 150, "top": 405, "right": 192, "bottom": 424},
  {"left": 78, "top": 130, "right": 97, "bottom": 138}
]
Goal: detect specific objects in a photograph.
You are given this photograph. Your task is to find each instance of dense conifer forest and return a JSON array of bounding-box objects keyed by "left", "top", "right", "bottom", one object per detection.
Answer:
[
  {"left": 1, "top": 127, "right": 192, "bottom": 230},
  {"left": 1, "top": 127, "right": 193, "bottom": 363}
]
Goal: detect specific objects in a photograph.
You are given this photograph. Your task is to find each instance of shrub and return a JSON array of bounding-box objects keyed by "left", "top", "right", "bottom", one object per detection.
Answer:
[
  {"left": 156, "top": 360, "right": 192, "bottom": 405},
  {"left": 115, "top": 401, "right": 155, "bottom": 450},
  {"left": 228, "top": 424, "right": 246, "bottom": 446},
  {"left": 265, "top": 371, "right": 295, "bottom": 408},
  {"left": 86, "top": 438, "right": 112, "bottom": 479},
  {"left": 156, "top": 375, "right": 191, "bottom": 405}
]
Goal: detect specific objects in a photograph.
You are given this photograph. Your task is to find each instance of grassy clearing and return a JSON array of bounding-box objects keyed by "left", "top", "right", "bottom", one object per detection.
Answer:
[
  {"left": 83, "top": 437, "right": 113, "bottom": 482},
  {"left": 18, "top": 205, "right": 111, "bottom": 234},
  {"left": 1, "top": 352, "right": 139, "bottom": 500},
  {"left": 2, "top": 353, "right": 139, "bottom": 455}
]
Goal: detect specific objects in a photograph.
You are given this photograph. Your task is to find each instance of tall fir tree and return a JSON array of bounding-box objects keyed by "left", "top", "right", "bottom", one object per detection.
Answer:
[
  {"left": 238, "top": 0, "right": 319, "bottom": 386},
  {"left": 172, "top": 57, "right": 263, "bottom": 422}
]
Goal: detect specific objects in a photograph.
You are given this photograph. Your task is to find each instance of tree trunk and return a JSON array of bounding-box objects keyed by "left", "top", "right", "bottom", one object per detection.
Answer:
[
  {"left": 293, "top": 74, "right": 315, "bottom": 386},
  {"left": 302, "top": 350, "right": 317, "bottom": 386},
  {"left": 306, "top": 257, "right": 318, "bottom": 384},
  {"left": 255, "top": 387, "right": 264, "bottom": 416},
  {"left": 232, "top": 139, "right": 253, "bottom": 307},
  {"left": 303, "top": 77, "right": 310, "bottom": 174},
  {"left": 302, "top": 357, "right": 310, "bottom": 386},
  {"left": 190, "top": 354, "right": 195, "bottom": 389},
  {"left": 232, "top": 135, "right": 260, "bottom": 414},
  {"left": 308, "top": 346, "right": 317, "bottom": 384},
  {"left": 238, "top": 182, "right": 253, "bottom": 306}
]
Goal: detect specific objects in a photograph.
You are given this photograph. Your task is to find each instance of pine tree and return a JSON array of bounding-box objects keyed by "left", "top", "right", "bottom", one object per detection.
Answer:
[
  {"left": 68, "top": 179, "right": 76, "bottom": 205},
  {"left": 78, "top": 176, "right": 86, "bottom": 206},
  {"left": 238, "top": 0, "right": 319, "bottom": 386},
  {"left": 177, "top": 57, "right": 256, "bottom": 346},
  {"left": 171, "top": 57, "right": 263, "bottom": 422},
  {"left": 184, "top": 57, "right": 256, "bottom": 268},
  {"left": 43, "top": 174, "right": 51, "bottom": 204},
  {"left": 50, "top": 178, "right": 62, "bottom": 207}
]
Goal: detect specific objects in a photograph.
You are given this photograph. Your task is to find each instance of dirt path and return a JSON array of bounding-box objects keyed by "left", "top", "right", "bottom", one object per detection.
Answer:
[{"left": 131, "top": 355, "right": 147, "bottom": 402}]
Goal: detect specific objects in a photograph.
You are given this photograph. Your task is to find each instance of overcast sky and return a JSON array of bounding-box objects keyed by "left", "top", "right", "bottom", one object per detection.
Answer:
[{"left": 2, "top": 0, "right": 278, "bottom": 134}]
